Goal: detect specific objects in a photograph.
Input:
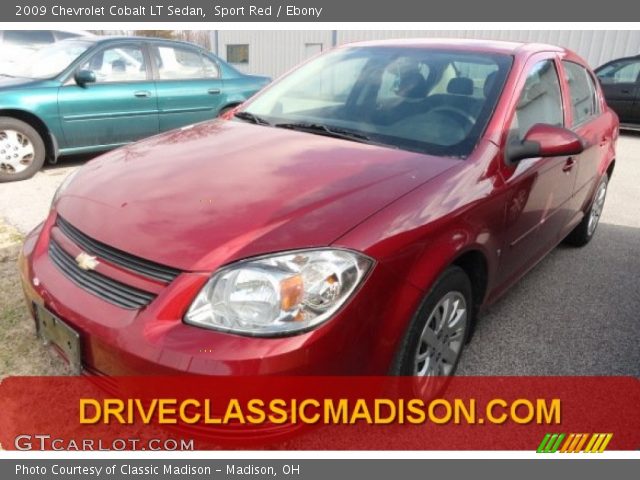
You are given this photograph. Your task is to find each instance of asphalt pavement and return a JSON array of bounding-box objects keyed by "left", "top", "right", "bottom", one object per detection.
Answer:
[{"left": 1, "top": 136, "right": 638, "bottom": 376}]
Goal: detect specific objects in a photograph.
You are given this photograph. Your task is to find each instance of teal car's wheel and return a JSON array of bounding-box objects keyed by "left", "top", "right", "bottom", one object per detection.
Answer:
[{"left": 0, "top": 117, "right": 46, "bottom": 183}]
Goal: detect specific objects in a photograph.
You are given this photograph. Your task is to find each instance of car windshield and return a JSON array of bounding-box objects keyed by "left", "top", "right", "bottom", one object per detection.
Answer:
[
  {"left": 242, "top": 46, "right": 513, "bottom": 157},
  {"left": 11, "top": 40, "right": 93, "bottom": 79}
]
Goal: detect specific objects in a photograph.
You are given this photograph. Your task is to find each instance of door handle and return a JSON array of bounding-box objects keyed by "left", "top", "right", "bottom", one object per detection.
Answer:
[
  {"left": 207, "top": 88, "right": 221, "bottom": 95},
  {"left": 562, "top": 158, "right": 576, "bottom": 172},
  {"left": 620, "top": 89, "right": 631, "bottom": 94},
  {"left": 134, "top": 90, "right": 151, "bottom": 98}
]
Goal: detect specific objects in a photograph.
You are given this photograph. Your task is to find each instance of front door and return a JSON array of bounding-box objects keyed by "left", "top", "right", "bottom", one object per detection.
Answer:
[
  {"left": 58, "top": 42, "right": 159, "bottom": 149},
  {"left": 497, "top": 57, "right": 578, "bottom": 286}
]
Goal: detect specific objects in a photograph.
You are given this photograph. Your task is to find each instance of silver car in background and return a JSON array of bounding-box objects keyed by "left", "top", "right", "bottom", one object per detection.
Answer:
[{"left": 0, "top": 30, "right": 94, "bottom": 73}]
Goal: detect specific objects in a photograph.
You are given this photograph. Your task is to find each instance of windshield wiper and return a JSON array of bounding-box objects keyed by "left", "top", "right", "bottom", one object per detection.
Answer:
[
  {"left": 233, "top": 111, "right": 271, "bottom": 126},
  {"left": 274, "top": 122, "right": 377, "bottom": 144},
  {"left": 0, "top": 73, "right": 15, "bottom": 78},
  {"left": 275, "top": 122, "right": 401, "bottom": 149}
]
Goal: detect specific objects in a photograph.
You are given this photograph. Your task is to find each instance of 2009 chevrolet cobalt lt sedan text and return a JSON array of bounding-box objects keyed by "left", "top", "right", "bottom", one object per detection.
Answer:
[{"left": 19, "top": 39, "right": 617, "bottom": 377}]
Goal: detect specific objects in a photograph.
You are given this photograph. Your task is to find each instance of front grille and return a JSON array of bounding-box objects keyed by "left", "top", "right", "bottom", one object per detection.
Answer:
[
  {"left": 56, "top": 216, "right": 181, "bottom": 283},
  {"left": 49, "top": 240, "right": 156, "bottom": 310}
]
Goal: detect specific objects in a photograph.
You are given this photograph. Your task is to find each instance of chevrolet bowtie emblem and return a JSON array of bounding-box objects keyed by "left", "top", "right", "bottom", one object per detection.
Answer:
[{"left": 75, "top": 252, "right": 99, "bottom": 271}]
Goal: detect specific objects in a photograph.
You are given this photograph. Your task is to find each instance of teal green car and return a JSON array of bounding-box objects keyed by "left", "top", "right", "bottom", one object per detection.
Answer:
[{"left": 0, "top": 36, "right": 271, "bottom": 182}]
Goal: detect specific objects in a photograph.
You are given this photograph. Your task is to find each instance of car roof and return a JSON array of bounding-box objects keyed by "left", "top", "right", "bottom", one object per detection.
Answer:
[
  {"left": 343, "top": 38, "right": 567, "bottom": 57},
  {"left": 53, "top": 35, "right": 206, "bottom": 50},
  {"left": 87, "top": 35, "right": 207, "bottom": 49}
]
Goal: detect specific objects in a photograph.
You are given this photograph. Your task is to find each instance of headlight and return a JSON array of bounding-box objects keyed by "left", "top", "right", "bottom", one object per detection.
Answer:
[
  {"left": 51, "top": 169, "right": 80, "bottom": 206},
  {"left": 184, "top": 249, "right": 373, "bottom": 336}
]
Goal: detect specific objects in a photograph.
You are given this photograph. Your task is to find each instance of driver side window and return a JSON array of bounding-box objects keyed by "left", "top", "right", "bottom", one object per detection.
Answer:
[
  {"left": 80, "top": 45, "right": 147, "bottom": 83},
  {"left": 509, "top": 60, "right": 564, "bottom": 142}
]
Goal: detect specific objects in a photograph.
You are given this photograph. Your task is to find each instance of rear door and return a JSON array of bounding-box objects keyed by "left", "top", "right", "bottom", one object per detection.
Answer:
[
  {"left": 560, "top": 60, "right": 609, "bottom": 223},
  {"left": 150, "top": 42, "right": 226, "bottom": 132},
  {"left": 595, "top": 58, "right": 640, "bottom": 123},
  {"left": 58, "top": 41, "right": 159, "bottom": 149}
]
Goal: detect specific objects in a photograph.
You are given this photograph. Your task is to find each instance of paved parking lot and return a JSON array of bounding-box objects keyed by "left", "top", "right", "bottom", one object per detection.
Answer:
[
  {"left": 1, "top": 135, "right": 639, "bottom": 376},
  {"left": 0, "top": 156, "right": 86, "bottom": 233}
]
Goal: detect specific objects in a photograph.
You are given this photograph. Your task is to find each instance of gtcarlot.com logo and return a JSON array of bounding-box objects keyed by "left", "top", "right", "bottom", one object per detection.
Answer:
[{"left": 537, "top": 433, "right": 613, "bottom": 453}]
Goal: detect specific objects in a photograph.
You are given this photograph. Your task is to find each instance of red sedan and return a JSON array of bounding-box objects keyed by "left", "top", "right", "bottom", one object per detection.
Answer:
[{"left": 19, "top": 39, "right": 617, "bottom": 377}]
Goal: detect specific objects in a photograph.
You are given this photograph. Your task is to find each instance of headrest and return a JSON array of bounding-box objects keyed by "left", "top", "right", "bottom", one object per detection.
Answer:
[
  {"left": 396, "top": 71, "right": 428, "bottom": 99},
  {"left": 484, "top": 71, "right": 498, "bottom": 98},
  {"left": 447, "top": 77, "right": 473, "bottom": 96},
  {"left": 112, "top": 60, "right": 126, "bottom": 72}
]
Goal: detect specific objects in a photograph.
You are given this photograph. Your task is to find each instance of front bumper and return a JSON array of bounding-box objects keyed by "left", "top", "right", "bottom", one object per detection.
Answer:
[{"left": 19, "top": 213, "right": 424, "bottom": 376}]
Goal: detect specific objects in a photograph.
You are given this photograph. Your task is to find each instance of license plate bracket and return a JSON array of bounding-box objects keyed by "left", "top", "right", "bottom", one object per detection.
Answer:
[{"left": 35, "top": 304, "right": 82, "bottom": 374}]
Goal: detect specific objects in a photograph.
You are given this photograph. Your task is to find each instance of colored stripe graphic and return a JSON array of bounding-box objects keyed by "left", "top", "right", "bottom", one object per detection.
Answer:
[
  {"left": 584, "top": 433, "right": 613, "bottom": 453},
  {"left": 537, "top": 433, "right": 565, "bottom": 453},
  {"left": 559, "top": 433, "right": 575, "bottom": 452},
  {"left": 538, "top": 433, "right": 613, "bottom": 453}
]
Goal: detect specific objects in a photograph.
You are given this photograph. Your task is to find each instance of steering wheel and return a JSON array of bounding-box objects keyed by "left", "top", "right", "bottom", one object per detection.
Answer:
[{"left": 428, "top": 106, "right": 475, "bottom": 131}]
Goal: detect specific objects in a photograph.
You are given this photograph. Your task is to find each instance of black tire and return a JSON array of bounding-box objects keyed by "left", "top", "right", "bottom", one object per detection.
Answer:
[
  {"left": 0, "top": 117, "right": 46, "bottom": 182},
  {"left": 564, "top": 174, "right": 609, "bottom": 247},
  {"left": 393, "top": 266, "right": 473, "bottom": 378}
]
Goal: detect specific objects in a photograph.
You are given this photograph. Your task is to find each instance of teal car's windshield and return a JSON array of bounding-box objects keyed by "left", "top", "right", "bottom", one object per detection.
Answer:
[
  {"left": 242, "top": 47, "right": 513, "bottom": 157},
  {"left": 13, "top": 40, "right": 93, "bottom": 79}
]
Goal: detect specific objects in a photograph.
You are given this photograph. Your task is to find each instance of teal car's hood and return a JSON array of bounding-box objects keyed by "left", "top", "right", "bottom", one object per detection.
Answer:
[{"left": 0, "top": 75, "right": 55, "bottom": 90}]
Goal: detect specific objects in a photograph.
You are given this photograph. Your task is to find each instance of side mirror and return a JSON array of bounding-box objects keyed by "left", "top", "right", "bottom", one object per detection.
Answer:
[
  {"left": 74, "top": 69, "right": 96, "bottom": 86},
  {"left": 507, "top": 123, "right": 584, "bottom": 163}
]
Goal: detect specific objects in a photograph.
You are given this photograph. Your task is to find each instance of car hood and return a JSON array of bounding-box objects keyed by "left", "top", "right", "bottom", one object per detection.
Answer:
[
  {"left": 57, "top": 121, "right": 457, "bottom": 271},
  {"left": 249, "top": 74, "right": 272, "bottom": 84},
  {"left": 0, "top": 75, "right": 50, "bottom": 89}
]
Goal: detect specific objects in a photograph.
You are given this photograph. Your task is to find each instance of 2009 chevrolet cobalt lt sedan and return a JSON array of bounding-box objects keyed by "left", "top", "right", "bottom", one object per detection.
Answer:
[{"left": 19, "top": 39, "right": 617, "bottom": 377}]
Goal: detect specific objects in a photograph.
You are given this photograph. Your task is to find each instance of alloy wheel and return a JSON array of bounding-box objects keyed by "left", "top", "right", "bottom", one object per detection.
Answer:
[
  {"left": 0, "top": 129, "right": 35, "bottom": 174},
  {"left": 414, "top": 291, "right": 468, "bottom": 377},
  {"left": 587, "top": 180, "right": 607, "bottom": 236}
]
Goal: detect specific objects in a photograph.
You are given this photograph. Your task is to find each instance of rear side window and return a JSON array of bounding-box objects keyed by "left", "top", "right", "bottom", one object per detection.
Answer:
[
  {"left": 563, "top": 61, "right": 599, "bottom": 126},
  {"left": 153, "top": 45, "right": 220, "bottom": 79},
  {"left": 509, "top": 60, "right": 564, "bottom": 141},
  {"left": 201, "top": 55, "right": 221, "bottom": 79},
  {"left": 4, "top": 30, "right": 55, "bottom": 46}
]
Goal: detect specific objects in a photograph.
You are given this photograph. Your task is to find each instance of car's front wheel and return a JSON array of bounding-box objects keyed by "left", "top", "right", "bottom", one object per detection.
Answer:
[
  {"left": 564, "top": 173, "right": 609, "bottom": 247},
  {"left": 0, "top": 117, "right": 46, "bottom": 183},
  {"left": 395, "top": 266, "right": 472, "bottom": 379}
]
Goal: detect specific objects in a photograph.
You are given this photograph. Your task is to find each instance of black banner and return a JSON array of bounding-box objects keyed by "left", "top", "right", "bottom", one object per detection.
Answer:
[
  {"left": 4, "top": 459, "right": 640, "bottom": 479},
  {"left": 4, "top": 0, "right": 640, "bottom": 22}
]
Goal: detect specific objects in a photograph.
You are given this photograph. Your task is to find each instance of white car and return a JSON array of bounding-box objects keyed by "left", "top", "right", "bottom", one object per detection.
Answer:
[{"left": 0, "top": 30, "right": 94, "bottom": 74}]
